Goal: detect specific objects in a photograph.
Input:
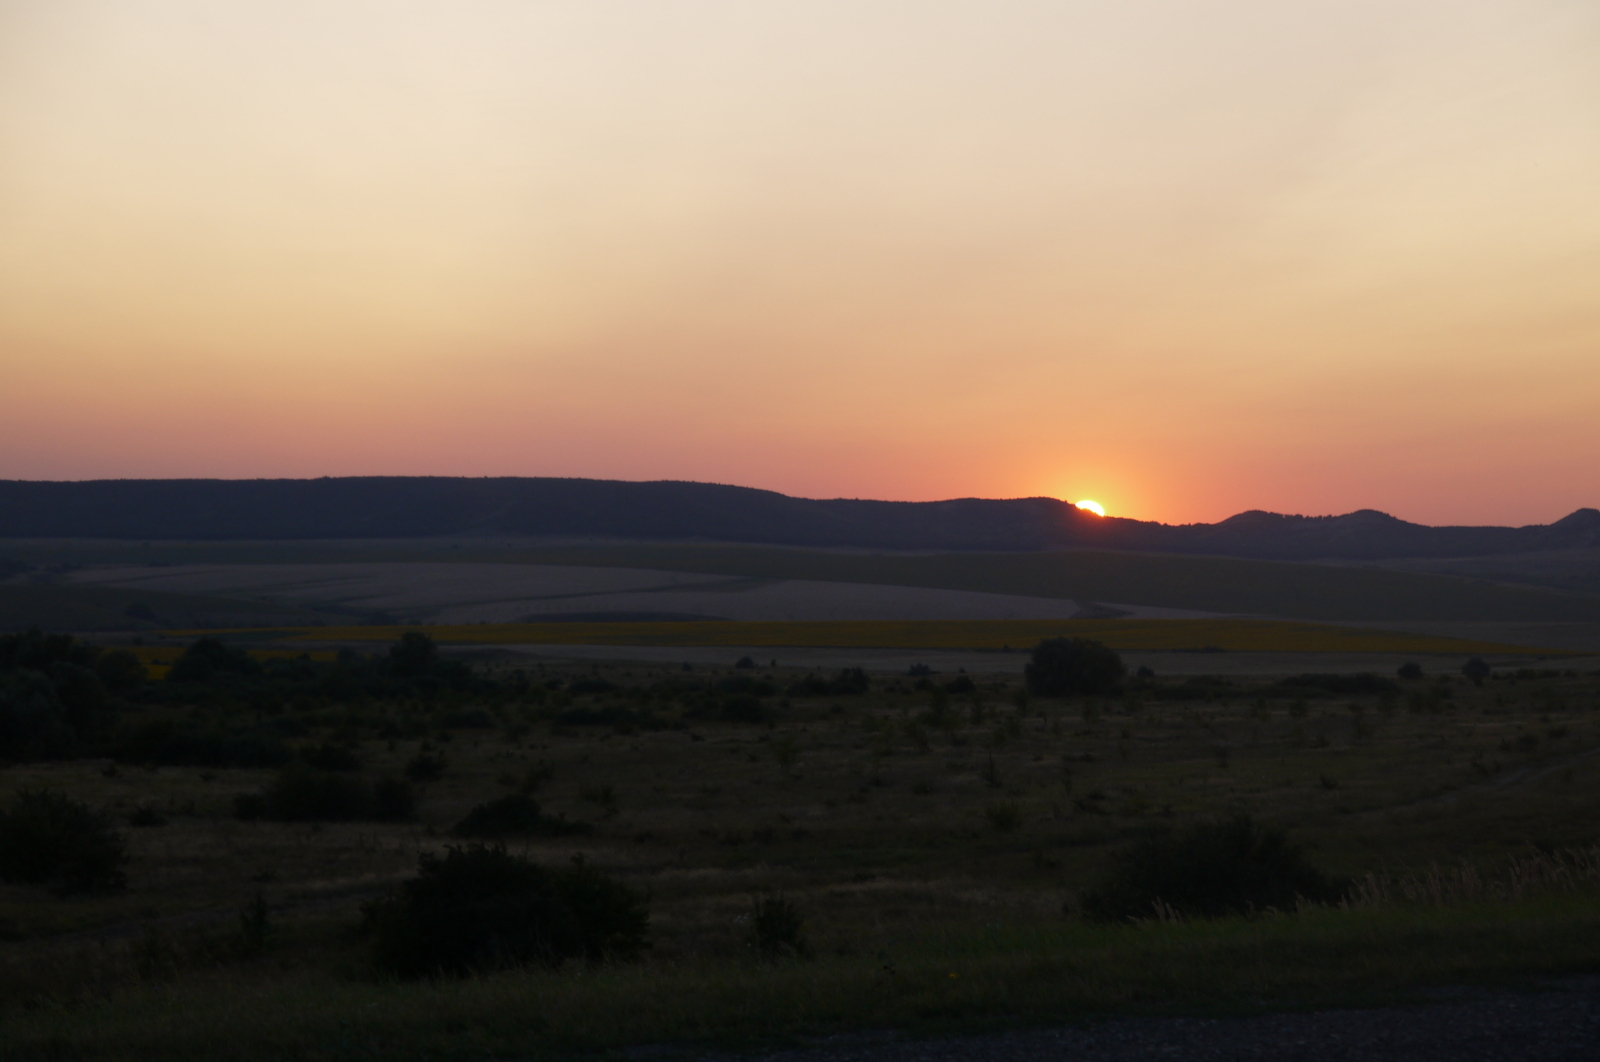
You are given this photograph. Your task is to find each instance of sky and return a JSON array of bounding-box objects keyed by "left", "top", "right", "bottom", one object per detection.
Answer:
[{"left": 1, "top": 0, "right": 1597, "bottom": 526}]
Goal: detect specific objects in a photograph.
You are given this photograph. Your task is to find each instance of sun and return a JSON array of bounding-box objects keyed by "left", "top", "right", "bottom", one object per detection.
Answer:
[{"left": 1075, "top": 499, "right": 1106, "bottom": 517}]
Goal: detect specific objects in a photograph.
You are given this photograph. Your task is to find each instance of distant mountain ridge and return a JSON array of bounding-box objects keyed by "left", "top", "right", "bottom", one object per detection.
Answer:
[{"left": 0, "top": 477, "right": 1595, "bottom": 562}]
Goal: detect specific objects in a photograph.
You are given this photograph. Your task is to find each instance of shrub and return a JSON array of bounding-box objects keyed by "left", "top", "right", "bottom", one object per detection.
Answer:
[
  {"left": 234, "top": 769, "right": 417, "bottom": 823},
  {"left": 1025, "top": 638, "right": 1125, "bottom": 697},
  {"left": 0, "top": 670, "right": 76, "bottom": 761},
  {"left": 0, "top": 790, "right": 128, "bottom": 894},
  {"left": 451, "top": 794, "right": 591, "bottom": 838},
  {"left": 371, "top": 776, "right": 418, "bottom": 822},
  {"left": 1271, "top": 673, "right": 1400, "bottom": 697},
  {"left": 788, "top": 669, "right": 869, "bottom": 697},
  {"left": 363, "top": 846, "right": 648, "bottom": 978},
  {"left": 944, "top": 675, "right": 977, "bottom": 694},
  {"left": 260, "top": 767, "right": 370, "bottom": 821},
  {"left": 439, "top": 708, "right": 495, "bottom": 730},
  {"left": 748, "top": 895, "right": 807, "bottom": 959},
  {"left": 302, "top": 742, "right": 361, "bottom": 771},
  {"left": 404, "top": 750, "right": 447, "bottom": 781},
  {"left": 166, "top": 637, "right": 261, "bottom": 683},
  {"left": 111, "top": 720, "right": 292, "bottom": 769},
  {"left": 984, "top": 801, "right": 1021, "bottom": 833},
  {"left": 1080, "top": 815, "right": 1344, "bottom": 922},
  {"left": 128, "top": 803, "right": 167, "bottom": 827},
  {"left": 1398, "top": 661, "right": 1424, "bottom": 681}
]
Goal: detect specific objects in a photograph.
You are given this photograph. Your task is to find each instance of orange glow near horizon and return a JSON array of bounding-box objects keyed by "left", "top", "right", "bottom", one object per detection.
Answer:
[{"left": 1, "top": 2, "right": 1597, "bottom": 527}]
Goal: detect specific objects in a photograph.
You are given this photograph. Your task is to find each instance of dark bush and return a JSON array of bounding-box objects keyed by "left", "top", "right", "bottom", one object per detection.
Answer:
[
  {"left": 1270, "top": 673, "right": 1400, "bottom": 697},
  {"left": 1080, "top": 815, "right": 1344, "bottom": 922},
  {"left": 234, "top": 768, "right": 417, "bottom": 823},
  {"left": 302, "top": 742, "right": 361, "bottom": 771},
  {"left": 748, "top": 895, "right": 807, "bottom": 959},
  {"left": 167, "top": 637, "right": 261, "bottom": 683},
  {"left": 386, "top": 631, "right": 440, "bottom": 678},
  {"left": 94, "top": 649, "right": 148, "bottom": 694},
  {"left": 716, "top": 694, "right": 767, "bottom": 723},
  {"left": 1462, "top": 656, "right": 1491, "bottom": 686},
  {"left": 452, "top": 794, "right": 592, "bottom": 838},
  {"left": 232, "top": 793, "right": 270, "bottom": 821},
  {"left": 439, "top": 708, "right": 495, "bottom": 730},
  {"left": 372, "top": 776, "right": 418, "bottom": 822},
  {"left": 944, "top": 675, "right": 977, "bottom": 694},
  {"left": 404, "top": 750, "right": 447, "bottom": 781},
  {"left": 554, "top": 704, "right": 673, "bottom": 730},
  {"left": 1397, "top": 661, "right": 1424, "bottom": 681},
  {"left": 128, "top": 803, "right": 167, "bottom": 827},
  {"left": 112, "top": 721, "right": 292, "bottom": 769},
  {"left": 363, "top": 846, "right": 648, "bottom": 978},
  {"left": 262, "top": 767, "right": 370, "bottom": 821},
  {"left": 1147, "top": 675, "right": 1237, "bottom": 702},
  {"left": 1025, "top": 638, "right": 1125, "bottom": 697},
  {"left": 0, "top": 670, "right": 76, "bottom": 761},
  {"left": 788, "top": 669, "right": 869, "bottom": 697},
  {"left": 715, "top": 675, "right": 776, "bottom": 697},
  {"left": 0, "top": 790, "right": 128, "bottom": 894}
]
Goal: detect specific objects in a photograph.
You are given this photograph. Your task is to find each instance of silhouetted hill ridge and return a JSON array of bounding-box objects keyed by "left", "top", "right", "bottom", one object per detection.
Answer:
[{"left": 0, "top": 477, "right": 1594, "bottom": 561}]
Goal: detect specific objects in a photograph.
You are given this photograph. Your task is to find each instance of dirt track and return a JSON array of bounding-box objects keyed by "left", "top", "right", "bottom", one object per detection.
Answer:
[{"left": 700, "top": 977, "right": 1600, "bottom": 1061}]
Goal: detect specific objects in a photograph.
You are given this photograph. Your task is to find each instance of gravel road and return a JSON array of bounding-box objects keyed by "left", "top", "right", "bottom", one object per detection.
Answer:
[{"left": 696, "top": 977, "right": 1600, "bottom": 1062}]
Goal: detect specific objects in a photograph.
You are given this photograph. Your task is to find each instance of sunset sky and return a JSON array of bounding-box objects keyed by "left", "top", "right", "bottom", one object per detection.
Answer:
[{"left": 2, "top": 1, "right": 1597, "bottom": 526}]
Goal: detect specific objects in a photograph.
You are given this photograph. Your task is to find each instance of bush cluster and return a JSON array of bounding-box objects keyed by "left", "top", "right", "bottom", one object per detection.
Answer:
[
  {"left": 1081, "top": 815, "right": 1344, "bottom": 922},
  {"left": 1, "top": 630, "right": 143, "bottom": 762},
  {"left": 233, "top": 768, "right": 416, "bottom": 823},
  {"left": 1025, "top": 638, "right": 1125, "bottom": 697},
  {"left": 451, "top": 794, "right": 591, "bottom": 838},
  {"left": 748, "top": 895, "right": 807, "bottom": 959},
  {"left": 0, "top": 790, "right": 128, "bottom": 894},
  {"left": 363, "top": 846, "right": 648, "bottom": 978},
  {"left": 788, "top": 668, "right": 870, "bottom": 697}
]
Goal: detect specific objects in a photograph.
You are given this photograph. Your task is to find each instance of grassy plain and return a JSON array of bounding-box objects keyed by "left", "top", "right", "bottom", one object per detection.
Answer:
[{"left": 4, "top": 654, "right": 1600, "bottom": 1059}]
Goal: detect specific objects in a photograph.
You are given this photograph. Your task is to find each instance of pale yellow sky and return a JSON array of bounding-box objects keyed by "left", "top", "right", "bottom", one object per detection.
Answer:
[{"left": 2, "top": 1, "right": 1597, "bottom": 524}]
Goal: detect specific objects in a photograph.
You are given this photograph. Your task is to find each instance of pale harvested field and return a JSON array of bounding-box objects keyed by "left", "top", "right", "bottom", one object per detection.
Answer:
[{"left": 64, "top": 562, "right": 1220, "bottom": 624}]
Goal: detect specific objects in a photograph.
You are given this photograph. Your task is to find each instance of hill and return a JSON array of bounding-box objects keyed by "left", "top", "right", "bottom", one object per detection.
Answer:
[{"left": 1, "top": 477, "right": 1597, "bottom": 560}]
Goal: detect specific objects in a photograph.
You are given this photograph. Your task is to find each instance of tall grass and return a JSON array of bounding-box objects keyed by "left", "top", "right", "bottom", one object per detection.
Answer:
[
  {"left": 1345, "top": 845, "right": 1600, "bottom": 908},
  {"left": 8, "top": 897, "right": 1600, "bottom": 1062}
]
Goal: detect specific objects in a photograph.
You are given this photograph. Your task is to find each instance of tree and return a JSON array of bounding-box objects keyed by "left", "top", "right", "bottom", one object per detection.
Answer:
[
  {"left": 1461, "top": 656, "right": 1491, "bottom": 687},
  {"left": 1025, "top": 637, "right": 1125, "bottom": 697},
  {"left": 387, "top": 631, "right": 439, "bottom": 678}
]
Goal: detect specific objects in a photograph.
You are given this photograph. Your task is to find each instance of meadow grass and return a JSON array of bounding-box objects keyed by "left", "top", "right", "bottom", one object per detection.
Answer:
[
  {"left": 8, "top": 897, "right": 1600, "bottom": 1061},
  {"left": 4, "top": 658, "right": 1600, "bottom": 1059}
]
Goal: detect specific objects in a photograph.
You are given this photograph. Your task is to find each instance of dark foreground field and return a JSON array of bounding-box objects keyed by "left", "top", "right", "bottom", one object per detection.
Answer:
[{"left": 3, "top": 635, "right": 1600, "bottom": 1060}]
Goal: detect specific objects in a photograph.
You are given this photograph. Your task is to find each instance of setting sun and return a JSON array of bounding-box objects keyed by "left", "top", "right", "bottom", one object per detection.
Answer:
[{"left": 1075, "top": 500, "right": 1106, "bottom": 517}]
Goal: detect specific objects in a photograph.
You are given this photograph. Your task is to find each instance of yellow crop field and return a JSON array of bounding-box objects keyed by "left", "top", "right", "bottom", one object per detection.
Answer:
[{"left": 164, "top": 619, "right": 1566, "bottom": 656}]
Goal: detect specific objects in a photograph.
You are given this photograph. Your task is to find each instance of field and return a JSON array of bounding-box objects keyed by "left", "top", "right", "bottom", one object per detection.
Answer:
[
  {"left": 5, "top": 639, "right": 1600, "bottom": 1059},
  {"left": 9, "top": 538, "right": 1600, "bottom": 626},
  {"left": 169, "top": 617, "right": 1573, "bottom": 655}
]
